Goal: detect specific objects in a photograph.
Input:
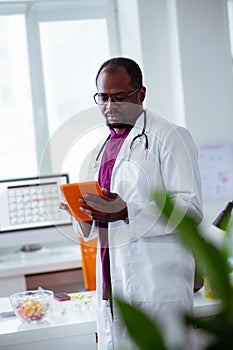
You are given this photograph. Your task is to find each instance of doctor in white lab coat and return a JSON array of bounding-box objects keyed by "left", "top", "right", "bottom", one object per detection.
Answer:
[{"left": 70, "top": 57, "right": 203, "bottom": 350}]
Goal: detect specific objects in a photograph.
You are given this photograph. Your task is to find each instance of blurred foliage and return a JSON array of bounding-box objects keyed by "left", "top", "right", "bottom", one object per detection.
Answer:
[{"left": 116, "top": 191, "right": 233, "bottom": 350}]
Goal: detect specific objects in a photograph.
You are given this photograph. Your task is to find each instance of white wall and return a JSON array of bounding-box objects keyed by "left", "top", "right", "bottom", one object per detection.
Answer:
[
  {"left": 176, "top": 0, "right": 233, "bottom": 144},
  {"left": 116, "top": 0, "right": 186, "bottom": 125},
  {"left": 117, "top": 0, "right": 233, "bottom": 141},
  {"left": 174, "top": 0, "right": 233, "bottom": 236}
]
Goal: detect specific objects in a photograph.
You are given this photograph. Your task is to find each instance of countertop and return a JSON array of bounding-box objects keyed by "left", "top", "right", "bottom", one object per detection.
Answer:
[
  {"left": 0, "top": 289, "right": 222, "bottom": 350},
  {"left": 193, "top": 287, "right": 221, "bottom": 317},
  {"left": 0, "top": 289, "right": 221, "bottom": 335},
  {"left": 0, "top": 292, "right": 97, "bottom": 349}
]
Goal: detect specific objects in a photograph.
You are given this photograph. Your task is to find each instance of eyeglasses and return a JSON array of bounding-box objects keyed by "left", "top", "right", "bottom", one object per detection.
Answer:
[{"left": 93, "top": 86, "right": 141, "bottom": 105}]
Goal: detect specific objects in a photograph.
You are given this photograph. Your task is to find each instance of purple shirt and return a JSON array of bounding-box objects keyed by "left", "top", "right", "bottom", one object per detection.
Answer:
[{"left": 98, "top": 126, "right": 132, "bottom": 300}]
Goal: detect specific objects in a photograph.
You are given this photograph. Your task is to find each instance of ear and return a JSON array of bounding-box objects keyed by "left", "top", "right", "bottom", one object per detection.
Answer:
[{"left": 139, "top": 86, "right": 146, "bottom": 103}]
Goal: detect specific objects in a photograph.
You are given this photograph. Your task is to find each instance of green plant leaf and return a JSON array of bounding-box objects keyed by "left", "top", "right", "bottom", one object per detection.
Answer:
[
  {"left": 153, "top": 191, "right": 233, "bottom": 313},
  {"left": 185, "top": 312, "right": 233, "bottom": 349},
  {"left": 116, "top": 298, "right": 168, "bottom": 350},
  {"left": 221, "top": 220, "right": 233, "bottom": 261}
]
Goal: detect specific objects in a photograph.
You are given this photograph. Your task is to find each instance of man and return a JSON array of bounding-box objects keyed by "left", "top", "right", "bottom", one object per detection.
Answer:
[{"left": 62, "top": 57, "right": 203, "bottom": 349}]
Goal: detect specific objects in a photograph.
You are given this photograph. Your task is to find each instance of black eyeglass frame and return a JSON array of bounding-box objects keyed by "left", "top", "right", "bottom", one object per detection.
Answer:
[{"left": 93, "top": 86, "right": 141, "bottom": 105}]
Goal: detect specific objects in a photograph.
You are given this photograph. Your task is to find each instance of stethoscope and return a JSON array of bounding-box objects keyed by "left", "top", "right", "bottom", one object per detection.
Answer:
[{"left": 95, "top": 109, "right": 149, "bottom": 165}]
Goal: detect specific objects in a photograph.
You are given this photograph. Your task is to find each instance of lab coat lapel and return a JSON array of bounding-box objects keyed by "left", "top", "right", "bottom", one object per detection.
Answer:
[{"left": 111, "top": 111, "right": 146, "bottom": 172}]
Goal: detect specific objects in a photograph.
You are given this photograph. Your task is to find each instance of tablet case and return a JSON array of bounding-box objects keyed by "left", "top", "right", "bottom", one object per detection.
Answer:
[{"left": 60, "top": 181, "right": 103, "bottom": 221}]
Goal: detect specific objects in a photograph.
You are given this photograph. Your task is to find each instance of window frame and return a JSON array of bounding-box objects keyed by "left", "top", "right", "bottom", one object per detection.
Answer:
[
  {"left": 227, "top": 0, "right": 233, "bottom": 64},
  {"left": 0, "top": 0, "right": 119, "bottom": 176}
]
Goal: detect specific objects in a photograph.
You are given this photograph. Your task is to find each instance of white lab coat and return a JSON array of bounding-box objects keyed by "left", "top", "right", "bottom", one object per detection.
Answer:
[{"left": 74, "top": 109, "right": 203, "bottom": 350}]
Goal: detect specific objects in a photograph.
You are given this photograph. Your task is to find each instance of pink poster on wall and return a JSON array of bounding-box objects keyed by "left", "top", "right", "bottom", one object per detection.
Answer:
[{"left": 198, "top": 142, "right": 233, "bottom": 202}]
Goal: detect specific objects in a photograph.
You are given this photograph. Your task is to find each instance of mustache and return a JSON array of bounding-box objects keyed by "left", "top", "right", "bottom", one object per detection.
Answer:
[{"left": 104, "top": 110, "right": 124, "bottom": 118}]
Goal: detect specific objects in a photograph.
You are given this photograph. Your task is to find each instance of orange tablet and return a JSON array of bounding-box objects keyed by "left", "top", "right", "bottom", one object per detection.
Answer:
[{"left": 60, "top": 181, "right": 103, "bottom": 221}]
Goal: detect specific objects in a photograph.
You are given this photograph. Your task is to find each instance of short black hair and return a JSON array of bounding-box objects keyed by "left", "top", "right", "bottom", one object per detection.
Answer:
[{"left": 95, "top": 57, "right": 143, "bottom": 88}]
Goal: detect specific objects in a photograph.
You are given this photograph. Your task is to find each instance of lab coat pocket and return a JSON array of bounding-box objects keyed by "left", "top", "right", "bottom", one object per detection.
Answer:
[{"left": 130, "top": 240, "right": 186, "bottom": 303}]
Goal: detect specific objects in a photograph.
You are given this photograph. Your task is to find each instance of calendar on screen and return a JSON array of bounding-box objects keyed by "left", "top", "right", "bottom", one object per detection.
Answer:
[{"left": 0, "top": 174, "right": 71, "bottom": 232}]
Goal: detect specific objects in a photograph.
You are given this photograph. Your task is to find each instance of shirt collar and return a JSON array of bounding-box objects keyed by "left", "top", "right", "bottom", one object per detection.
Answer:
[{"left": 109, "top": 125, "right": 133, "bottom": 139}]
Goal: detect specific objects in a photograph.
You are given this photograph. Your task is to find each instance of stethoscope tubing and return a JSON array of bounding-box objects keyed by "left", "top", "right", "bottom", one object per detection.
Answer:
[{"left": 129, "top": 110, "right": 148, "bottom": 151}]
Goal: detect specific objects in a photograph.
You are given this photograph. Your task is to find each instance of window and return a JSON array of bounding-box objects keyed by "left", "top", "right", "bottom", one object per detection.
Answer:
[
  {"left": 40, "top": 18, "right": 110, "bottom": 136},
  {"left": 0, "top": 0, "right": 119, "bottom": 180},
  {"left": 228, "top": 0, "right": 233, "bottom": 69},
  {"left": 0, "top": 14, "right": 37, "bottom": 179}
]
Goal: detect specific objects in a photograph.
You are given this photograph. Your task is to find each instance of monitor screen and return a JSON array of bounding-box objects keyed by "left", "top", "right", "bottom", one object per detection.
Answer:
[{"left": 0, "top": 174, "right": 71, "bottom": 233}]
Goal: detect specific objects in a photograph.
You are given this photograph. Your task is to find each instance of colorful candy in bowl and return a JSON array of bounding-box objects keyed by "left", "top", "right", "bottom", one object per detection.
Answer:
[{"left": 9, "top": 290, "right": 54, "bottom": 323}]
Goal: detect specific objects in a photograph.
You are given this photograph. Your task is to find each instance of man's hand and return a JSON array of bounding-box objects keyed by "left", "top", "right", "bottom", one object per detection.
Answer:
[
  {"left": 60, "top": 201, "right": 93, "bottom": 237},
  {"left": 79, "top": 188, "right": 128, "bottom": 223},
  {"left": 59, "top": 202, "right": 72, "bottom": 215}
]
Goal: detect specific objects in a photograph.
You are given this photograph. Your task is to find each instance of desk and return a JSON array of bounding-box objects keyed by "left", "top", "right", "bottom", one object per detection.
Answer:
[
  {"left": 0, "top": 292, "right": 97, "bottom": 350},
  {"left": 193, "top": 288, "right": 221, "bottom": 318},
  {"left": 0, "top": 289, "right": 220, "bottom": 350},
  {"left": 0, "top": 242, "right": 83, "bottom": 297}
]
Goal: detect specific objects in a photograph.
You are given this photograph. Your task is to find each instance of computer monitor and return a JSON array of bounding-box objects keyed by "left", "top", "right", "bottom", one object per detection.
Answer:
[{"left": 0, "top": 174, "right": 73, "bottom": 253}]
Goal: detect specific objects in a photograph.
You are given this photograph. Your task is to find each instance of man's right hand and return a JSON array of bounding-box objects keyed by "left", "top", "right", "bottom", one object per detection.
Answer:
[
  {"left": 59, "top": 202, "right": 72, "bottom": 215},
  {"left": 60, "top": 201, "right": 93, "bottom": 237}
]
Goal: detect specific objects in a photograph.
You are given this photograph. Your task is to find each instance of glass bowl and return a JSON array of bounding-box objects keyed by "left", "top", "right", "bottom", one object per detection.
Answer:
[{"left": 9, "top": 290, "right": 54, "bottom": 324}]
